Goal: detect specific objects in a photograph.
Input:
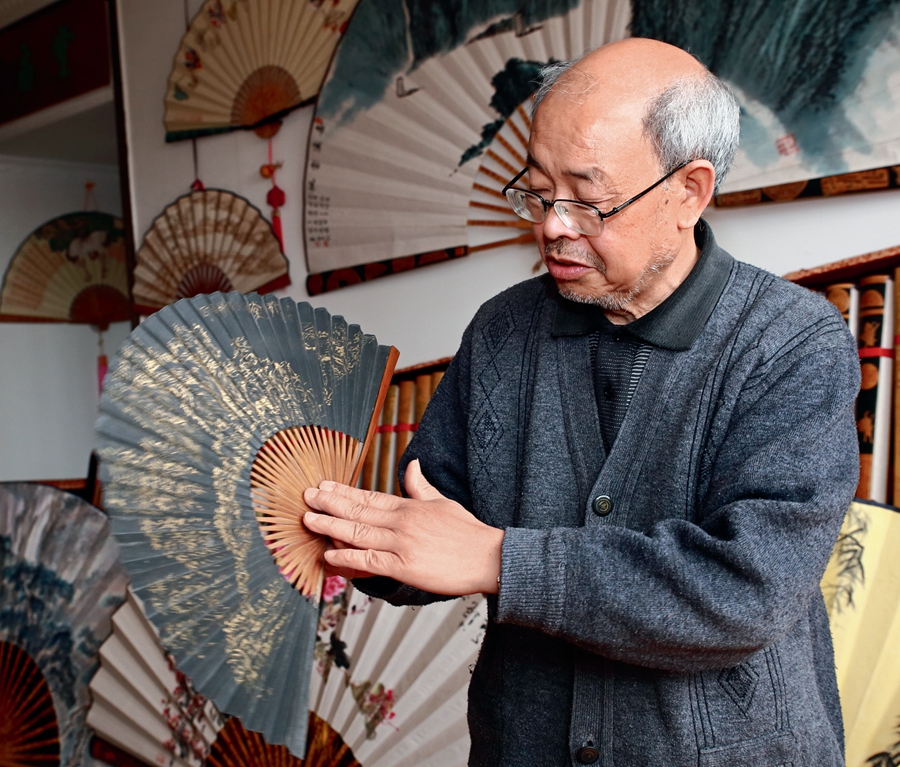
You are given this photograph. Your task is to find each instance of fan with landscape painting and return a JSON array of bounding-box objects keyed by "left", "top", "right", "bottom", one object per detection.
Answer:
[
  {"left": 302, "top": 0, "right": 631, "bottom": 294},
  {"left": 0, "top": 482, "right": 128, "bottom": 766}
]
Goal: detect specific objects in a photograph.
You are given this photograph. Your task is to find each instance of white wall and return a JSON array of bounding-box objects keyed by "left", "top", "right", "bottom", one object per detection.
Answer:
[
  {"left": 117, "top": 0, "right": 900, "bottom": 372},
  {"left": 0, "top": 155, "right": 130, "bottom": 481}
]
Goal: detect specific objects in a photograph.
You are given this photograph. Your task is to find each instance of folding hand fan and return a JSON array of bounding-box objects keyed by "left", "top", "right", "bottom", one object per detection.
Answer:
[
  {"left": 87, "top": 590, "right": 225, "bottom": 767},
  {"left": 88, "top": 588, "right": 333, "bottom": 767},
  {"left": 302, "top": 0, "right": 631, "bottom": 294},
  {"left": 821, "top": 500, "right": 900, "bottom": 767},
  {"left": 132, "top": 189, "right": 290, "bottom": 315},
  {"left": 95, "top": 291, "right": 399, "bottom": 755},
  {"left": 309, "top": 578, "right": 486, "bottom": 766},
  {"left": 0, "top": 482, "right": 128, "bottom": 766},
  {"left": 164, "top": 0, "right": 361, "bottom": 142},
  {"left": 0, "top": 211, "right": 130, "bottom": 328}
]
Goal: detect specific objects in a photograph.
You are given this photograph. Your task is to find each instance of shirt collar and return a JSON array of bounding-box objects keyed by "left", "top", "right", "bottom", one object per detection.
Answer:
[{"left": 550, "top": 219, "right": 734, "bottom": 350}]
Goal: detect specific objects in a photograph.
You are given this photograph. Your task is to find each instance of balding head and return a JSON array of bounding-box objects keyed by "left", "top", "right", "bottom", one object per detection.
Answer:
[{"left": 533, "top": 39, "right": 740, "bottom": 193}]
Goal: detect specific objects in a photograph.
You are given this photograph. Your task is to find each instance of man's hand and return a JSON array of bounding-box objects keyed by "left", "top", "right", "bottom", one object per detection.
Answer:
[{"left": 302, "top": 459, "right": 504, "bottom": 596}]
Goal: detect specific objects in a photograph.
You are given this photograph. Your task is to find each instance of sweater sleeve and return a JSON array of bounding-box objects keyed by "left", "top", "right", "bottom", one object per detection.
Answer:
[{"left": 497, "top": 315, "right": 860, "bottom": 672}]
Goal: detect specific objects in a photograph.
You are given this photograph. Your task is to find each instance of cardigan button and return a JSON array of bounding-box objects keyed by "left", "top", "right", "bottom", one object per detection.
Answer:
[
  {"left": 592, "top": 495, "right": 613, "bottom": 516},
  {"left": 575, "top": 745, "right": 600, "bottom": 763}
]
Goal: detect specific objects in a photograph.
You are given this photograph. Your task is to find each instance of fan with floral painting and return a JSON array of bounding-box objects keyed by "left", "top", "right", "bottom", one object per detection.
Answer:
[
  {"left": 164, "top": 0, "right": 361, "bottom": 142},
  {"left": 0, "top": 211, "right": 130, "bottom": 327},
  {"left": 132, "top": 189, "right": 290, "bottom": 314}
]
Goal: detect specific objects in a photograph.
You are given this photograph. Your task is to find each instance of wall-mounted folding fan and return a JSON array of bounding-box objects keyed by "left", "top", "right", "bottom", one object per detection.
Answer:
[
  {"left": 302, "top": 0, "right": 631, "bottom": 294},
  {"left": 132, "top": 189, "right": 290, "bottom": 315},
  {"left": 822, "top": 499, "right": 900, "bottom": 767},
  {"left": 0, "top": 482, "right": 128, "bottom": 766},
  {"left": 0, "top": 211, "right": 130, "bottom": 328},
  {"left": 164, "top": 0, "right": 362, "bottom": 142},
  {"left": 96, "top": 291, "right": 398, "bottom": 755}
]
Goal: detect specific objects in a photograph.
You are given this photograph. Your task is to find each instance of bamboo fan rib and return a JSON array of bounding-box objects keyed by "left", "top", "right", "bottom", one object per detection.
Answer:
[
  {"left": 96, "top": 291, "right": 398, "bottom": 757},
  {"left": 133, "top": 189, "right": 290, "bottom": 314},
  {"left": 0, "top": 482, "right": 128, "bottom": 766},
  {"left": 0, "top": 212, "right": 129, "bottom": 327},
  {"left": 821, "top": 500, "right": 900, "bottom": 766},
  {"left": 164, "top": 0, "right": 361, "bottom": 141},
  {"left": 303, "top": 0, "right": 631, "bottom": 294},
  {"left": 0, "top": 641, "right": 59, "bottom": 766}
]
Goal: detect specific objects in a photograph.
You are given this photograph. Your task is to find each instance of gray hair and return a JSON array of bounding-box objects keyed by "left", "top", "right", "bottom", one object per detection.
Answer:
[{"left": 532, "top": 58, "right": 741, "bottom": 193}]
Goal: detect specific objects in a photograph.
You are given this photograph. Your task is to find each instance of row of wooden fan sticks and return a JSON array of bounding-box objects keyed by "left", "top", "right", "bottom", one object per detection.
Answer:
[
  {"left": 359, "top": 366, "right": 448, "bottom": 496},
  {"left": 824, "top": 272, "right": 898, "bottom": 505}
]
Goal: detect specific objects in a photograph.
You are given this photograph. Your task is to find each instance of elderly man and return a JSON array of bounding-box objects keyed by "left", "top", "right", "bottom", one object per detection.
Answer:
[{"left": 304, "top": 38, "right": 858, "bottom": 766}]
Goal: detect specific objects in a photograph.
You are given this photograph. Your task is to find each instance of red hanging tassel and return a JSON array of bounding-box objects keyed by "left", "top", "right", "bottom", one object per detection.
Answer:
[
  {"left": 262, "top": 137, "right": 285, "bottom": 251},
  {"left": 97, "top": 330, "right": 107, "bottom": 395},
  {"left": 267, "top": 184, "right": 285, "bottom": 251},
  {"left": 97, "top": 354, "right": 108, "bottom": 394}
]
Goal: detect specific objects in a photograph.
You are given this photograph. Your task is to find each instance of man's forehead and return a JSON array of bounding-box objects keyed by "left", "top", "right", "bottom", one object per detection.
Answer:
[{"left": 525, "top": 153, "right": 609, "bottom": 185}]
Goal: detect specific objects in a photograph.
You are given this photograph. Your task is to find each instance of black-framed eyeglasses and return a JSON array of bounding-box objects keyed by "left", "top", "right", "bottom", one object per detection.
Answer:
[{"left": 501, "top": 162, "right": 689, "bottom": 236}]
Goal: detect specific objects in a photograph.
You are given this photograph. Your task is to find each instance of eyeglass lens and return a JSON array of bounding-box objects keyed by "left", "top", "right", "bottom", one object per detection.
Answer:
[{"left": 507, "top": 190, "right": 602, "bottom": 235}]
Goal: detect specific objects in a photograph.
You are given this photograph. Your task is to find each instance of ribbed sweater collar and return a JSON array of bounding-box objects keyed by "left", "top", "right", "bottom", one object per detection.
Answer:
[{"left": 551, "top": 219, "right": 734, "bottom": 350}]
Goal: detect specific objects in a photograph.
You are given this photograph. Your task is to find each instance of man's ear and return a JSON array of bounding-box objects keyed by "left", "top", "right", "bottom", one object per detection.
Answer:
[{"left": 677, "top": 160, "right": 716, "bottom": 230}]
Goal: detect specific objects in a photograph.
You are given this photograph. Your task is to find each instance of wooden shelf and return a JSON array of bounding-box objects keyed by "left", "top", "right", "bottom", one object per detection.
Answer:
[{"left": 784, "top": 244, "right": 900, "bottom": 288}]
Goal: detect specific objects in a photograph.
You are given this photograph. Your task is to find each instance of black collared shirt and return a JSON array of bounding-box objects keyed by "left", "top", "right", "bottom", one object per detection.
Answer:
[{"left": 551, "top": 221, "right": 734, "bottom": 451}]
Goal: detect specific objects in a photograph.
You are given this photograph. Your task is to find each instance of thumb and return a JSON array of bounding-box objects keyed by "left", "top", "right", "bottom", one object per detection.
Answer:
[{"left": 404, "top": 459, "right": 443, "bottom": 501}]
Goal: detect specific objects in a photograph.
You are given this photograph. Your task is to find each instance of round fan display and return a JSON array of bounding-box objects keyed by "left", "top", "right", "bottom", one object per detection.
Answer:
[
  {"left": 0, "top": 212, "right": 130, "bottom": 327},
  {"left": 133, "top": 189, "right": 290, "bottom": 315},
  {"left": 309, "top": 578, "right": 486, "bottom": 766},
  {"left": 164, "top": 0, "right": 362, "bottom": 142},
  {"left": 821, "top": 500, "right": 900, "bottom": 767},
  {"left": 302, "top": 0, "right": 631, "bottom": 293},
  {"left": 96, "top": 291, "right": 399, "bottom": 756},
  {"left": 0, "top": 482, "right": 128, "bottom": 766},
  {"left": 0, "top": 641, "right": 60, "bottom": 765}
]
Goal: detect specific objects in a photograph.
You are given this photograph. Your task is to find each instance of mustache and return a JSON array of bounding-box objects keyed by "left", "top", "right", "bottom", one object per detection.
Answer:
[{"left": 543, "top": 239, "right": 606, "bottom": 274}]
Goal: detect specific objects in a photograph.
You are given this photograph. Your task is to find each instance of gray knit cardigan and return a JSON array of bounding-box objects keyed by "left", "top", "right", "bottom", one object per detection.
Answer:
[{"left": 378, "top": 237, "right": 859, "bottom": 766}]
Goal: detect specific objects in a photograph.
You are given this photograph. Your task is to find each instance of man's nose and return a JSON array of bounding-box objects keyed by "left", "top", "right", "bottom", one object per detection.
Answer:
[{"left": 539, "top": 203, "right": 580, "bottom": 241}]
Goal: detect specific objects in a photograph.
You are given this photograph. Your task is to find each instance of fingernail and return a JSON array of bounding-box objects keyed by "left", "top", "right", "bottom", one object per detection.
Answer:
[
  {"left": 305, "top": 487, "right": 319, "bottom": 499},
  {"left": 320, "top": 480, "right": 336, "bottom": 491}
]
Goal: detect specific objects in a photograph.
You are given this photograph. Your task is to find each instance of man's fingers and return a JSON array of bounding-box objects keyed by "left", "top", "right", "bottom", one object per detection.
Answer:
[
  {"left": 304, "top": 511, "right": 393, "bottom": 550},
  {"left": 304, "top": 486, "right": 393, "bottom": 526},
  {"left": 306, "top": 481, "right": 400, "bottom": 512},
  {"left": 323, "top": 546, "right": 395, "bottom": 576},
  {"left": 403, "top": 459, "right": 444, "bottom": 502}
]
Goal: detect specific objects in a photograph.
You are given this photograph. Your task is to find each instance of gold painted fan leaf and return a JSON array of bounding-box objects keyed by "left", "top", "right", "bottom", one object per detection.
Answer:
[
  {"left": 96, "top": 292, "right": 398, "bottom": 757},
  {"left": 164, "top": 0, "right": 362, "bottom": 141}
]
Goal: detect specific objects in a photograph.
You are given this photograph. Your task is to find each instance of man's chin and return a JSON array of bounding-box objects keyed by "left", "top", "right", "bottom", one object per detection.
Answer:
[{"left": 556, "top": 281, "right": 634, "bottom": 311}]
